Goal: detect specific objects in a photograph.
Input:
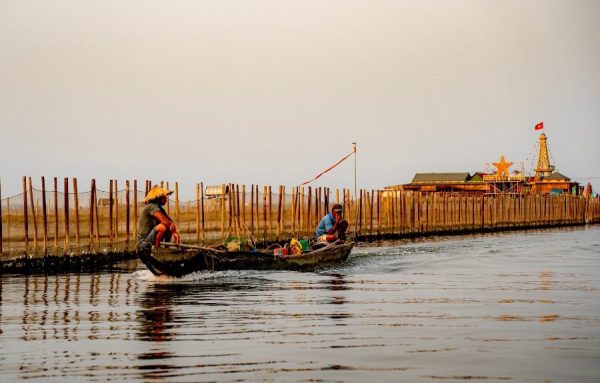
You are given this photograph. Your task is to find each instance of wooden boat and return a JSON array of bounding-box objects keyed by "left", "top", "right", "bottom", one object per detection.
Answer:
[{"left": 137, "top": 240, "right": 354, "bottom": 278}]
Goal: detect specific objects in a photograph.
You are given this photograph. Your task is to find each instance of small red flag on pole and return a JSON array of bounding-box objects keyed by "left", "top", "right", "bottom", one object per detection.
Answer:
[{"left": 535, "top": 121, "right": 544, "bottom": 131}]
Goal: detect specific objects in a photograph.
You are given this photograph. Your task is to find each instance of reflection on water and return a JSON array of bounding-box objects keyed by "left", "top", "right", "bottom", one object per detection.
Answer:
[{"left": 1, "top": 226, "right": 599, "bottom": 382}]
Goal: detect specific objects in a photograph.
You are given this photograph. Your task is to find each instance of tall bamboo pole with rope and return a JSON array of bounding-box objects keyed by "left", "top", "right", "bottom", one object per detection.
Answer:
[{"left": 297, "top": 143, "right": 357, "bottom": 239}]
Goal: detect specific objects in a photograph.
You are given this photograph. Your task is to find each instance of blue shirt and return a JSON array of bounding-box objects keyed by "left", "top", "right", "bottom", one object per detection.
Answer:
[{"left": 316, "top": 212, "right": 336, "bottom": 237}]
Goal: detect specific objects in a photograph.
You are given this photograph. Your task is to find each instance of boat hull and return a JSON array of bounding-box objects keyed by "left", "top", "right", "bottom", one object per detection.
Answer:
[{"left": 137, "top": 242, "right": 354, "bottom": 277}]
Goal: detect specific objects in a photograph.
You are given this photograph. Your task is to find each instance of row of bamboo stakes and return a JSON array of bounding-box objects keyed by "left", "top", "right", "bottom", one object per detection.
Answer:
[{"left": 1, "top": 177, "right": 599, "bottom": 258}]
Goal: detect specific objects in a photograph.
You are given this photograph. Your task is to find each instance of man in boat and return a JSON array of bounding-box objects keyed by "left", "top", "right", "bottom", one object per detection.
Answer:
[
  {"left": 137, "top": 185, "right": 181, "bottom": 251},
  {"left": 315, "top": 204, "right": 348, "bottom": 243}
]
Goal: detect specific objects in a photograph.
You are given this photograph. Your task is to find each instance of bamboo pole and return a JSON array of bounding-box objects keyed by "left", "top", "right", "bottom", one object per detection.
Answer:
[
  {"left": 471, "top": 195, "right": 476, "bottom": 231},
  {"left": 336, "top": 188, "right": 340, "bottom": 204},
  {"left": 109, "top": 180, "right": 113, "bottom": 246},
  {"left": 523, "top": 194, "right": 527, "bottom": 226},
  {"left": 317, "top": 187, "right": 322, "bottom": 230},
  {"left": 133, "top": 180, "right": 138, "bottom": 240},
  {"left": 200, "top": 182, "right": 205, "bottom": 241},
  {"left": 460, "top": 195, "right": 464, "bottom": 231},
  {"left": 342, "top": 189, "right": 349, "bottom": 230},
  {"left": 404, "top": 191, "right": 409, "bottom": 234},
  {"left": 351, "top": 189, "right": 355, "bottom": 232},
  {"left": 53, "top": 177, "right": 58, "bottom": 249},
  {"left": 384, "top": 191, "right": 390, "bottom": 233},
  {"left": 307, "top": 187, "right": 312, "bottom": 235},
  {"left": 277, "top": 185, "right": 283, "bottom": 241},
  {"left": 89, "top": 179, "right": 95, "bottom": 250},
  {"left": 423, "top": 193, "right": 433, "bottom": 233},
  {"left": 220, "top": 184, "right": 226, "bottom": 238},
  {"left": 94, "top": 180, "right": 100, "bottom": 245},
  {"left": 367, "top": 189, "right": 371, "bottom": 232},
  {"left": 114, "top": 179, "right": 119, "bottom": 243},
  {"left": 376, "top": 190, "right": 381, "bottom": 235},
  {"left": 28, "top": 177, "right": 38, "bottom": 252},
  {"left": 442, "top": 194, "right": 446, "bottom": 230},
  {"left": 314, "top": 187, "right": 319, "bottom": 232},
  {"left": 298, "top": 186, "right": 303, "bottom": 232},
  {"left": 411, "top": 192, "right": 416, "bottom": 234},
  {"left": 125, "top": 180, "right": 130, "bottom": 247},
  {"left": 234, "top": 184, "right": 240, "bottom": 236},
  {"left": 418, "top": 192, "right": 424, "bottom": 233},
  {"left": 196, "top": 183, "right": 200, "bottom": 243},
  {"left": 454, "top": 195, "right": 462, "bottom": 231},
  {"left": 480, "top": 195, "right": 485, "bottom": 229},
  {"left": 358, "top": 189, "right": 363, "bottom": 234},
  {"left": 252, "top": 185, "right": 257, "bottom": 239},
  {"left": 291, "top": 186, "right": 296, "bottom": 234},
  {"left": 281, "top": 185, "right": 286, "bottom": 237},
  {"left": 391, "top": 190, "right": 396, "bottom": 235},
  {"left": 235, "top": 184, "right": 244, "bottom": 238},
  {"left": 237, "top": 184, "right": 242, "bottom": 238},
  {"left": 231, "top": 184, "right": 237, "bottom": 235},
  {"left": 363, "top": 190, "right": 369, "bottom": 235},
  {"left": 22, "top": 176, "right": 29, "bottom": 253},
  {"left": 321, "top": 187, "right": 325, "bottom": 217},
  {"left": 318, "top": 187, "right": 322, "bottom": 218},
  {"left": 250, "top": 184, "right": 255, "bottom": 237},
  {"left": 227, "top": 183, "right": 233, "bottom": 233},
  {"left": 41, "top": 177, "right": 47, "bottom": 255},
  {"left": 73, "top": 178, "right": 80, "bottom": 247},
  {"left": 369, "top": 190, "right": 374, "bottom": 236},
  {"left": 64, "top": 178, "right": 69, "bottom": 250},
  {"left": 431, "top": 193, "right": 435, "bottom": 232},
  {"left": 400, "top": 191, "right": 405, "bottom": 234},
  {"left": 342, "top": 188, "right": 347, "bottom": 223},
  {"left": 267, "top": 185, "right": 272, "bottom": 239},
  {"left": 263, "top": 185, "right": 267, "bottom": 243},
  {"left": 299, "top": 187, "right": 304, "bottom": 234},
  {"left": 175, "top": 182, "right": 180, "bottom": 223},
  {"left": 241, "top": 184, "right": 246, "bottom": 234}
]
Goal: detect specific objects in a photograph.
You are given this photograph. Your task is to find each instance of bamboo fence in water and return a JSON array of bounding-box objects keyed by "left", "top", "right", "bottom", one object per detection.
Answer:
[{"left": 1, "top": 177, "right": 599, "bottom": 258}]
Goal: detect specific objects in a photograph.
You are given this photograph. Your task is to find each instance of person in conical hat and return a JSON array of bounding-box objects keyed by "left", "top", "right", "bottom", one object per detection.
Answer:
[{"left": 137, "top": 185, "right": 181, "bottom": 250}]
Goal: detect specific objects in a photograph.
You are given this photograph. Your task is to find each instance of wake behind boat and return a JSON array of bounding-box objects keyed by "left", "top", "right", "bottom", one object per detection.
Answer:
[{"left": 137, "top": 240, "right": 355, "bottom": 278}]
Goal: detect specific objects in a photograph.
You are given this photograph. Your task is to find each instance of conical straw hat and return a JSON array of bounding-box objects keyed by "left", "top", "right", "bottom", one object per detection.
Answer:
[{"left": 144, "top": 185, "right": 173, "bottom": 203}]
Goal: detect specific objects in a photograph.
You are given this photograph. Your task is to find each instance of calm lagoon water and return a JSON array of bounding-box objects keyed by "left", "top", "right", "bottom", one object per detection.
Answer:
[{"left": 1, "top": 226, "right": 599, "bottom": 382}]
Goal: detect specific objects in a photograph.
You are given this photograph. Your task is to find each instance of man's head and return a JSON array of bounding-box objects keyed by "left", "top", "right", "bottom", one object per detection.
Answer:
[
  {"left": 331, "top": 204, "right": 343, "bottom": 216},
  {"left": 155, "top": 196, "right": 168, "bottom": 206}
]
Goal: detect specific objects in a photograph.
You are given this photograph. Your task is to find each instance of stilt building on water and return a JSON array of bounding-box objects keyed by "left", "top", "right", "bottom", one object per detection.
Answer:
[{"left": 395, "top": 132, "right": 583, "bottom": 195}]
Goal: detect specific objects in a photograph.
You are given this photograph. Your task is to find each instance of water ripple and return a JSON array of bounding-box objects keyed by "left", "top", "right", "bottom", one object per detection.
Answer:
[{"left": 1, "top": 226, "right": 599, "bottom": 382}]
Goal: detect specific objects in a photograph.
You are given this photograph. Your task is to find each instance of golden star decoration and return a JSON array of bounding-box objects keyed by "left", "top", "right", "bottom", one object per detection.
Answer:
[{"left": 492, "top": 155, "right": 513, "bottom": 177}]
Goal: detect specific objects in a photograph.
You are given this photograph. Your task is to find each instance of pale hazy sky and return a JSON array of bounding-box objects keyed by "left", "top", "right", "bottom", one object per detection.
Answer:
[{"left": 1, "top": 0, "right": 599, "bottom": 199}]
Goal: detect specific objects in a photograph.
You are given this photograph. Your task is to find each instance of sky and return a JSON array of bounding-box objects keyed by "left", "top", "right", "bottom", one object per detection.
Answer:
[{"left": 1, "top": 0, "right": 599, "bottom": 200}]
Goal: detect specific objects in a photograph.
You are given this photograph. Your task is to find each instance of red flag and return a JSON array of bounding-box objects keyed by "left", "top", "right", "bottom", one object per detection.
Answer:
[{"left": 535, "top": 121, "right": 544, "bottom": 131}]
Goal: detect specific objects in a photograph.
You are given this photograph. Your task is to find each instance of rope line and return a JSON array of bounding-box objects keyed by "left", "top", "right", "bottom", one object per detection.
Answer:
[{"left": 300, "top": 147, "right": 356, "bottom": 186}]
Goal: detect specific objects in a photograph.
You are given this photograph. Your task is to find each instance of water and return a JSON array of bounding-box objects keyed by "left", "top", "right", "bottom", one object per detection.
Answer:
[{"left": 1, "top": 226, "right": 599, "bottom": 382}]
